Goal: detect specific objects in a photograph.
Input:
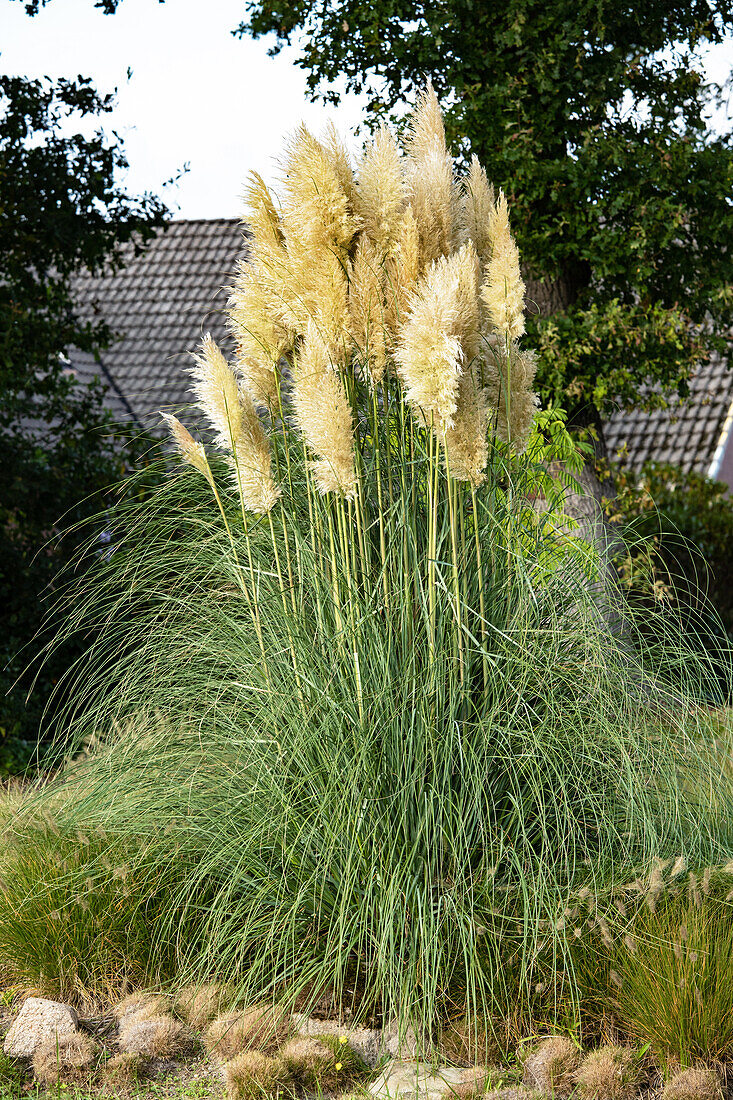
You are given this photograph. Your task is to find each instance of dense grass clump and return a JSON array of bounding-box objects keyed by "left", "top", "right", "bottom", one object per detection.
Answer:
[{"left": 2, "top": 87, "right": 733, "bottom": 1053}]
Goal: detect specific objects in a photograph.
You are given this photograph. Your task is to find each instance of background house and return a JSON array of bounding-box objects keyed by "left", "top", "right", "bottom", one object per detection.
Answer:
[{"left": 71, "top": 218, "right": 733, "bottom": 488}]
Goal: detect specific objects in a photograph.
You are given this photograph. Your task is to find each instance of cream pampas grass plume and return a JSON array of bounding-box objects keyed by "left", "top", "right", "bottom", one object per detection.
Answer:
[
  {"left": 481, "top": 190, "right": 526, "bottom": 340},
  {"left": 281, "top": 125, "right": 360, "bottom": 252},
  {"left": 443, "top": 366, "right": 489, "bottom": 486},
  {"left": 404, "top": 83, "right": 454, "bottom": 266},
  {"left": 459, "top": 156, "right": 495, "bottom": 266},
  {"left": 293, "top": 326, "right": 358, "bottom": 499},
  {"left": 161, "top": 413, "right": 215, "bottom": 488},
  {"left": 395, "top": 244, "right": 480, "bottom": 435},
  {"left": 483, "top": 339, "right": 539, "bottom": 453},
  {"left": 189, "top": 334, "right": 280, "bottom": 514},
  {"left": 355, "top": 125, "right": 405, "bottom": 257},
  {"left": 350, "top": 235, "right": 388, "bottom": 384}
]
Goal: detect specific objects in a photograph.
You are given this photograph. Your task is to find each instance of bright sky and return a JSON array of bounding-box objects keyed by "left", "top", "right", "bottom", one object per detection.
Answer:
[
  {"left": 2, "top": 0, "right": 732, "bottom": 221},
  {"left": 1, "top": 0, "right": 368, "bottom": 219}
]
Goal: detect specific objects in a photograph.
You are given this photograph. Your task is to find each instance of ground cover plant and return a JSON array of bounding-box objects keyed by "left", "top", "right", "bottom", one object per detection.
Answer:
[{"left": 2, "top": 88, "right": 733, "bottom": 1058}]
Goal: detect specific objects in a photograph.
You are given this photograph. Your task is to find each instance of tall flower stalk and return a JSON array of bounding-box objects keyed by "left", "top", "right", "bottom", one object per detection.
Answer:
[{"left": 163, "top": 84, "right": 541, "bottom": 698}]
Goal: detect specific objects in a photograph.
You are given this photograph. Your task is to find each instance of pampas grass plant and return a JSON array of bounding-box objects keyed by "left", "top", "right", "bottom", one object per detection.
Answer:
[{"left": 2, "top": 84, "right": 733, "bottom": 1054}]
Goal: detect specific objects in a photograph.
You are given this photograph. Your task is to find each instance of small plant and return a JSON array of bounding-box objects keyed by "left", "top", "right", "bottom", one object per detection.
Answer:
[
  {"left": 32, "top": 1033, "right": 99, "bottom": 1087},
  {"left": 278, "top": 1035, "right": 366, "bottom": 1092},
  {"left": 204, "top": 1008, "right": 285, "bottom": 1060},
  {"left": 522, "top": 1036, "right": 581, "bottom": 1095},
  {"left": 223, "top": 1052, "right": 287, "bottom": 1100},
  {"left": 102, "top": 1051, "right": 147, "bottom": 1087},
  {"left": 118, "top": 1014, "right": 194, "bottom": 1058},
  {"left": 664, "top": 1066, "right": 723, "bottom": 1100},
  {"left": 613, "top": 897, "right": 733, "bottom": 1065},
  {"left": 575, "top": 1046, "right": 640, "bottom": 1100}
]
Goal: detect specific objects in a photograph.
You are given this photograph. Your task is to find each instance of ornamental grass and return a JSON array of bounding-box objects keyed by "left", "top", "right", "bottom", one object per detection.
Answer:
[{"left": 2, "top": 87, "right": 733, "bottom": 1053}]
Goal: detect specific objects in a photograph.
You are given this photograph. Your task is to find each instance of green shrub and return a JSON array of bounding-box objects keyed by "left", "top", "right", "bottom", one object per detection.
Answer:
[{"left": 3, "top": 91, "right": 733, "bottom": 1052}]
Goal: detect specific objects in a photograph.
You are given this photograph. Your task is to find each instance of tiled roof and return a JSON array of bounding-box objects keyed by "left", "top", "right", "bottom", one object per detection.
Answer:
[
  {"left": 604, "top": 353, "right": 733, "bottom": 477},
  {"left": 70, "top": 218, "right": 733, "bottom": 479},
  {"left": 70, "top": 218, "right": 247, "bottom": 427}
]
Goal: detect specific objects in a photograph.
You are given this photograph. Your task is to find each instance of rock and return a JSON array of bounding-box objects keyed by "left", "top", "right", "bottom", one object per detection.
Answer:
[
  {"left": 368, "top": 1060, "right": 473, "bottom": 1100},
  {"left": 290, "top": 1014, "right": 383, "bottom": 1069},
  {"left": 3, "top": 997, "right": 78, "bottom": 1059},
  {"left": 382, "top": 1019, "right": 420, "bottom": 1060}
]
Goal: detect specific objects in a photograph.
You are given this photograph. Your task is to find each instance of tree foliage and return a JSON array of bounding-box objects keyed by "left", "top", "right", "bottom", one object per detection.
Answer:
[
  {"left": 0, "top": 73, "right": 167, "bottom": 771},
  {"left": 235, "top": 1, "right": 733, "bottom": 424}
]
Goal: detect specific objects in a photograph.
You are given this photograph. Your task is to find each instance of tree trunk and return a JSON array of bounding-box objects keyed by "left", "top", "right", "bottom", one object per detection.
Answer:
[{"left": 525, "top": 265, "right": 613, "bottom": 540}]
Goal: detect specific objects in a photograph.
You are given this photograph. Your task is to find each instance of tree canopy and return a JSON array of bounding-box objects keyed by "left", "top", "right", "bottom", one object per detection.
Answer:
[
  {"left": 0, "top": 73, "right": 166, "bottom": 769},
  {"left": 235, "top": 1, "right": 733, "bottom": 430}
]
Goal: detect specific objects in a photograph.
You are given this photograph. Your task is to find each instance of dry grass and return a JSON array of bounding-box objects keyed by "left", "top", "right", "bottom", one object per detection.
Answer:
[
  {"left": 175, "top": 982, "right": 229, "bottom": 1030},
  {"left": 102, "top": 1051, "right": 147, "bottom": 1086},
  {"left": 575, "top": 1046, "right": 640, "bottom": 1100},
  {"left": 118, "top": 1013, "right": 194, "bottom": 1058},
  {"left": 522, "top": 1036, "right": 581, "bottom": 1095},
  {"left": 278, "top": 1034, "right": 365, "bottom": 1092},
  {"left": 114, "top": 991, "right": 169, "bottom": 1022},
  {"left": 664, "top": 1067, "right": 723, "bottom": 1100},
  {"left": 439, "top": 1015, "right": 500, "bottom": 1066},
  {"left": 32, "top": 1032, "right": 99, "bottom": 1086},
  {"left": 223, "top": 1051, "right": 287, "bottom": 1100},
  {"left": 204, "top": 1008, "right": 285, "bottom": 1061}
]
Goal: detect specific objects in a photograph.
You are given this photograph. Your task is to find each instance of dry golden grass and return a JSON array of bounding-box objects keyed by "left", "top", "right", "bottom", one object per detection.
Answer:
[
  {"left": 575, "top": 1046, "right": 640, "bottom": 1100},
  {"left": 102, "top": 1051, "right": 147, "bottom": 1086},
  {"left": 523, "top": 1036, "right": 582, "bottom": 1095},
  {"left": 113, "top": 991, "right": 169, "bottom": 1022},
  {"left": 175, "top": 982, "right": 228, "bottom": 1030},
  {"left": 204, "top": 1007, "right": 285, "bottom": 1061},
  {"left": 664, "top": 1067, "right": 723, "bottom": 1100},
  {"left": 32, "top": 1032, "right": 98, "bottom": 1086},
  {"left": 278, "top": 1034, "right": 365, "bottom": 1092},
  {"left": 223, "top": 1051, "right": 286, "bottom": 1100},
  {"left": 118, "top": 1013, "right": 193, "bottom": 1058}
]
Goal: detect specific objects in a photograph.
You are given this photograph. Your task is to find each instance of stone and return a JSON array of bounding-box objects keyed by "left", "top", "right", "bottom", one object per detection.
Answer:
[
  {"left": 381, "top": 1019, "right": 420, "bottom": 1060},
  {"left": 290, "top": 1014, "right": 383, "bottom": 1069},
  {"left": 368, "top": 1060, "right": 472, "bottom": 1100},
  {"left": 3, "top": 997, "right": 78, "bottom": 1059}
]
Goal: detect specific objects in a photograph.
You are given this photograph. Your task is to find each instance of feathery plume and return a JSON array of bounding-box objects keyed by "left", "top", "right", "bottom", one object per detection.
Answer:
[
  {"left": 243, "top": 172, "right": 284, "bottom": 251},
  {"left": 161, "top": 413, "right": 214, "bottom": 487},
  {"left": 281, "top": 125, "right": 360, "bottom": 252},
  {"left": 229, "top": 263, "right": 290, "bottom": 412},
  {"left": 293, "top": 325, "right": 357, "bottom": 499},
  {"left": 189, "top": 334, "right": 279, "bottom": 513},
  {"left": 480, "top": 190, "right": 526, "bottom": 340},
  {"left": 458, "top": 156, "right": 495, "bottom": 265},
  {"left": 355, "top": 125, "right": 406, "bottom": 256},
  {"left": 482, "top": 338, "right": 539, "bottom": 452},
  {"left": 404, "top": 83, "right": 454, "bottom": 265},
  {"left": 350, "top": 235, "right": 388, "bottom": 385},
  {"left": 385, "top": 202, "right": 421, "bottom": 336},
  {"left": 394, "top": 254, "right": 464, "bottom": 433},
  {"left": 394, "top": 245, "right": 479, "bottom": 433},
  {"left": 443, "top": 365, "right": 489, "bottom": 486}
]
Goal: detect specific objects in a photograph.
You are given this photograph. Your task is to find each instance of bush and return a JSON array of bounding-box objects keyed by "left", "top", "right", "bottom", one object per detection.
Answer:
[{"left": 2, "top": 89, "right": 733, "bottom": 1053}]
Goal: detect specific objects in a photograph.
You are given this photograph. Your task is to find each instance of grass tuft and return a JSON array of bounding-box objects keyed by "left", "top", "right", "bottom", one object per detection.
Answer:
[
  {"left": 223, "top": 1052, "right": 287, "bottom": 1100},
  {"left": 118, "top": 1014, "right": 193, "bottom": 1058},
  {"left": 575, "top": 1046, "right": 639, "bottom": 1100},
  {"left": 31, "top": 1032, "right": 98, "bottom": 1086}
]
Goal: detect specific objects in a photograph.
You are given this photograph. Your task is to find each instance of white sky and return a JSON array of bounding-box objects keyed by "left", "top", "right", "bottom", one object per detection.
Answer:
[
  {"left": 1, "top": 0, "right": 368, "bottom": 219},
  {"left": 2, "top": 0, "right": 732, "bottom": 221}
]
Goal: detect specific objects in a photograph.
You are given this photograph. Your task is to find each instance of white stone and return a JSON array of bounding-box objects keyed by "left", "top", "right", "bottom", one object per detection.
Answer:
[
  {"left": 290, "top": 1014, "right": 383, "bottom": 1068},
  {"left": 368, "top": 1060, "right": 470, "bottom": 1100},
  {"left": 3, "top": 997, "right": 78, "bottom": 1059}
]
